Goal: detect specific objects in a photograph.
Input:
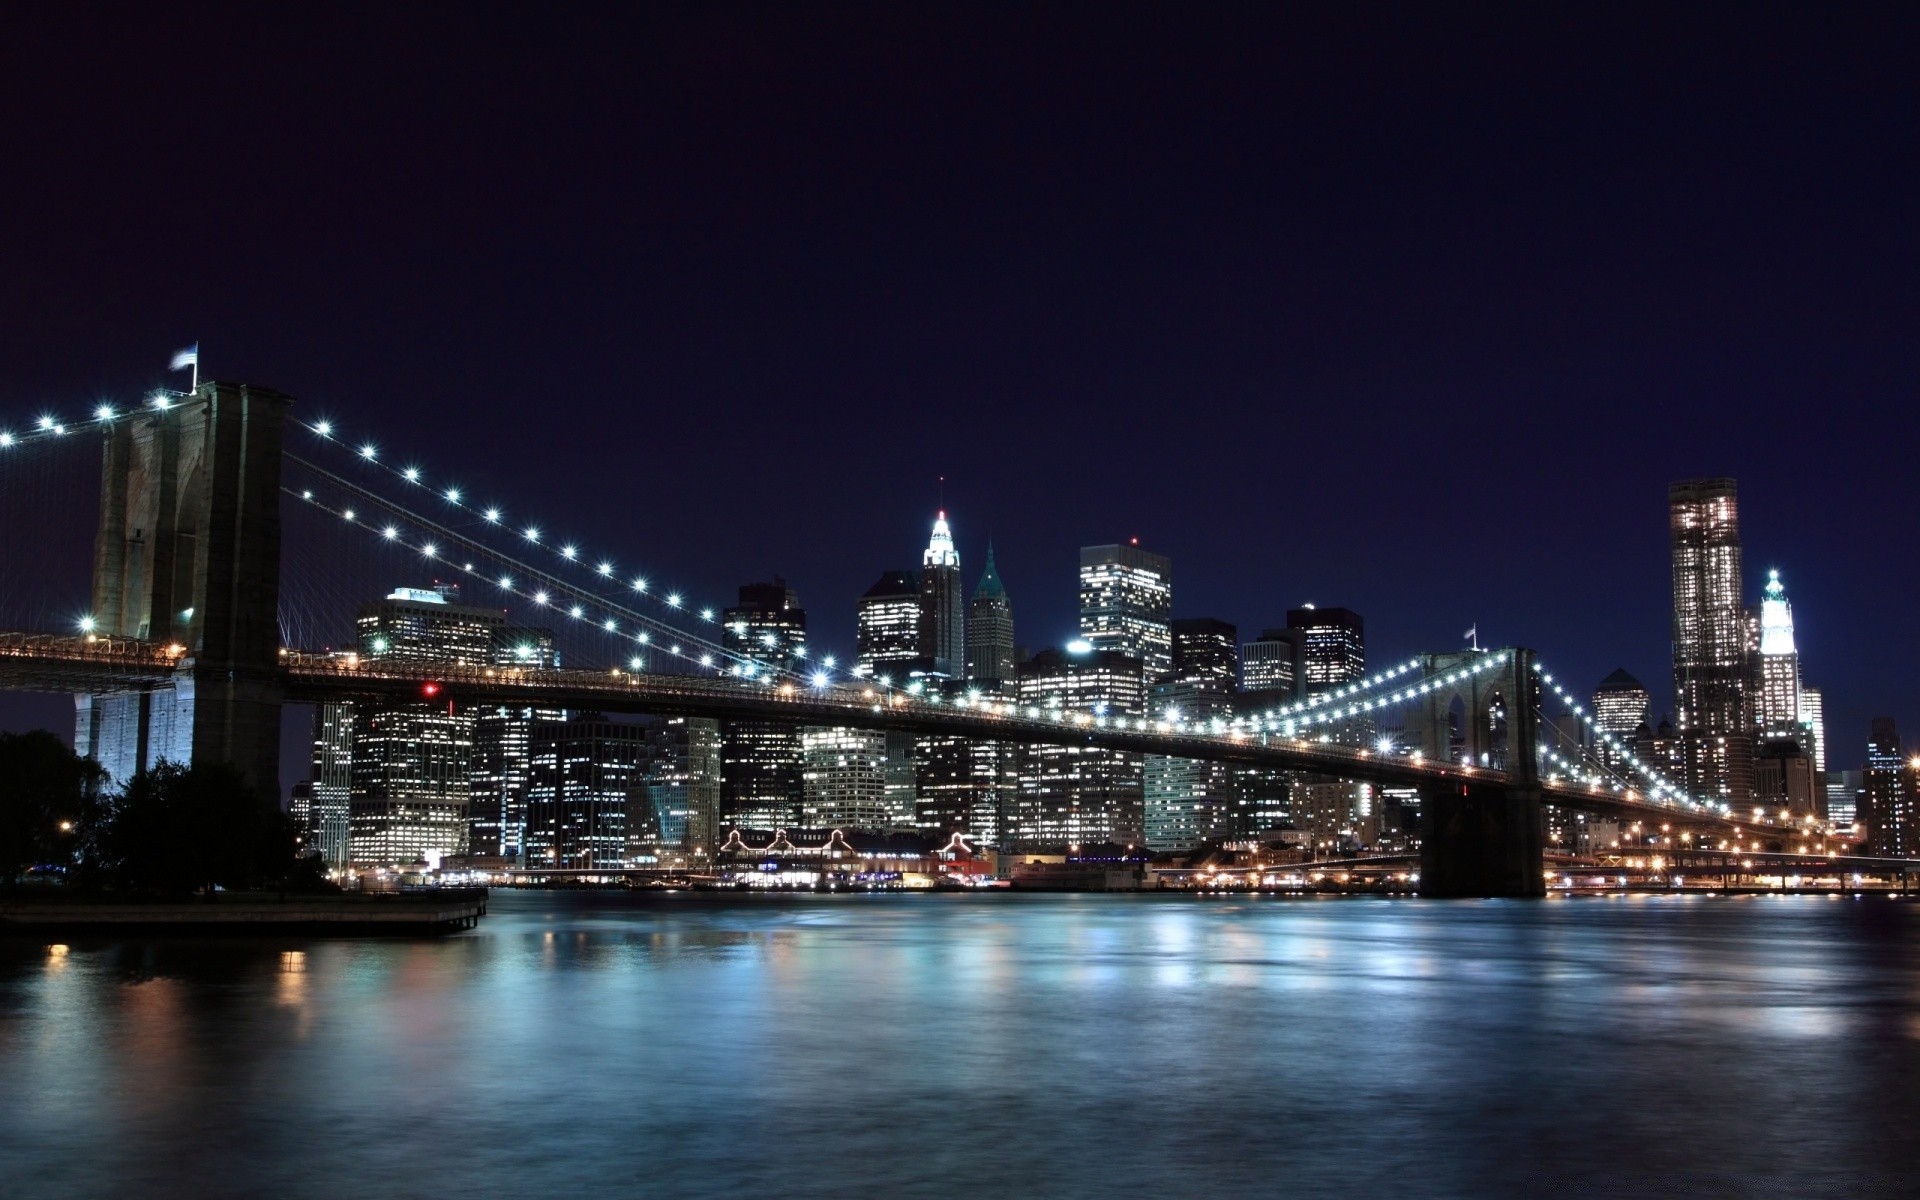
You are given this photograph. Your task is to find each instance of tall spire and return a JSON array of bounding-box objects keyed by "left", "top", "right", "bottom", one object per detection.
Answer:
[
  {"left": 923, "top": 510, "right": 959, "bottom": 569},
  {"left": 974, "top": 540, "right": 1006, "bottom": 599},
  {"left": 1759, "top": 568, "right": 1795, "bottom": 656}
]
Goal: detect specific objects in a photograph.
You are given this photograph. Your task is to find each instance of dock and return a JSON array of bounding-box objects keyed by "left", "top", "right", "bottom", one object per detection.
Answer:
[{"left": 0, "top": 888, "right": 488, "bottom": 935}]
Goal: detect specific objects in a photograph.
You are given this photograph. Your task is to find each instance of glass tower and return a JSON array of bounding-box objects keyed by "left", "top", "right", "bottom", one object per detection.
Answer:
[
  {"left": 1079, "top": 542, "right": 1172, "bottom": 682},
  {"left": 720, "top": 580, "right": 807, "bottom": 831}
]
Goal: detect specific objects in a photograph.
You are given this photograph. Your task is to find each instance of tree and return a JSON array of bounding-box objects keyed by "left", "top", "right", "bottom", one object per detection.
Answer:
[
  {"left": 93, "top": 760, "right": 307, "bottom": 896},
  {"left": 0, "top": 730, "right": 105, "bottom": 888}
]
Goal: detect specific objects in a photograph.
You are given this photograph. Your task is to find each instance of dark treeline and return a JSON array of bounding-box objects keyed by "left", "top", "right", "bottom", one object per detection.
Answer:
[{"left": 0, "top": 730, "right": 328, "bottom": 895}]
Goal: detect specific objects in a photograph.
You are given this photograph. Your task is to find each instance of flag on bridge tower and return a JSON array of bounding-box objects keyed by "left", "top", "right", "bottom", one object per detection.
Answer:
[
  {"left": 1464, "top": 623, "right": 1478, "bottom": 650},
  {"left": 169, "top": 343, "right": 198, "bottom": 392}
]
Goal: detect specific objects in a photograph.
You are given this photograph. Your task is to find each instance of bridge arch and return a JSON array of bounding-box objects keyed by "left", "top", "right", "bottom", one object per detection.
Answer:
[{"left": 1407, "top": 648, "right": 1539, "bottom": 782}]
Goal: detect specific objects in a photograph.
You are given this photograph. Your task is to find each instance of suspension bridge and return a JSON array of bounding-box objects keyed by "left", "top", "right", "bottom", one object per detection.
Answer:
[{"left": 0, "top": 379, "right": 1851, "bottom": 896}]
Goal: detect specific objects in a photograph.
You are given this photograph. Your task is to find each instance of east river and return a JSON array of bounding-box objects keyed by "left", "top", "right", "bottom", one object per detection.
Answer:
[{"left": 3, "top": 891, "right": 1918, "bottom": 1198}]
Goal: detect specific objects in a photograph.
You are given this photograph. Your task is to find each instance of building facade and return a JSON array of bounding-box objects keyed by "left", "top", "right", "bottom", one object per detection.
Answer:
[
  {"left": 856, "top": 570, "right": 923, "bottom": 678},
  {"left": 965, "top": 542, "right": 1015, "bottom": 688},
  {"left": 720, "top": 580, "right": 807, "bottom": 830},
  {"left": 1014, "top": 646, "right": 1148, "bottom": 848},
  {"left": 1669, "top": 478, "right": 1753, "bottom": 804},
  {"left": 918, "top": 511, "right": 965, "bottom": 680},
  {"left": 1078, "top": 543, "right": 1172, "bottom": 682},
  {"left": 524, "top": 713, "right": 645, "bottom": 870}
]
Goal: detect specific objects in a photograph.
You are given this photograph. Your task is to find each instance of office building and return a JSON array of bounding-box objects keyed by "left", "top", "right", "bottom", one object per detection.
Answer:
[
  {"left": 1144, "top": 619, "right": 1239, "bottom": 851},
  {"left": 965, "top": 543, "right": 1016, "bottom": 689},
  {"left": 1240, "top": 628, "right": 1301, "bottom": 699},
  {"left": 1592, "top": 668, "right": 1650, "bottom": 772},
  {"left": 1079, "top": 542, "right": 1172, "bottom": 681},
  {"left": 857, "top": 570, "right": 923, "bottom": 677},
  {"left": 637, "top": 716, "right": 723, "bottom": 855},
  {"left": 1669, "top": 478, "right": 1753, "bottom": 803},
  {"left": 344, "top": 585, "right": 503, "bottom": 866},
  {"left": 309, "top": 699, "right": 353, "bottom": 867},
  {"left": 720, "top": 580, "right": 807, "bottom": 830},
  {"left": 1754, "top": 570, "right": 1804, "bottom": 739},
  {"left": 524, "top": 713, "right": 644, "bottom": 870},
  {"left": 1861, "top": 718, "right": 1906, "bottom": 856},
  {"left": 1287, "top": 606, "right": 1365, "bottom": 695},
  {"left": 801, "top": 725, "right": 891, "bottom": 830},
  {"left": 469, "top": 627, "right": 562, "bottom": 861},
  {"left": 1827, "top": 768, "right": 1861, "bottom": 830},
  {"left": 1014, "top": 646, "right": 1147, "bottom": 848},
  {"left": 919, "top": 511, "right": 965, "bottom": 679}
]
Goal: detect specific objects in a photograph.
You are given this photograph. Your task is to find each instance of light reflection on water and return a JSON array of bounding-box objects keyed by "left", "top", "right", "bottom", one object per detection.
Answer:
[{"left": 3, "top": 892, "right": 1919, "bottom": 1198}]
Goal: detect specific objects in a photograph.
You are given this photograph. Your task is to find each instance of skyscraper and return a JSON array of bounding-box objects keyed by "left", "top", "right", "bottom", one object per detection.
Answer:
[
  {"left": 1239, "top": 628, "right": 1301, "bottom": 699},
  {"left": 1669, "top": 478, "right": 1753, "bottom": 803},
  {"left": 1590, "top": 668, "right": 1648, "bottom": 773},
  {"left": 1287, "top": 606, "right": 1364, "bottom": 695},
  {"left": 720, "top": 579, "right": 807, "bottom": 830},
  {"left": 344, "top": 585, "right": 503, "bottom": 865},
  {"left": 1079, "top": 542, "right": 1172, "bottom": 682},
  {"left": 800, "top": 725, "right": 890, "bottom": 830},
  {"left": 1014, "top": 646, "right": 1147, "bottom": 848},
  {"left": 639, "top": 716, "right": 722, "bottom": 855},
  {"left": 965, "top": 542, "right": 1015, "bottom": 689},
  {"left": 919, "top": 511, "right": 965, "bottom": 679},
  {"left": 856, "top": 570, "right": 922, "bottom": 677},
  {"left": 1145, "top": 618, "right": 1239, "bottom": 851},
  {"left": 1754, "top": 570, "right": 1803, "bottom": 739},
  {"left": 468, "top": 626, "right": 561, "bottom": 861},
  {"left": 1861, "top": 718, "right": 1905, "bottom": 855},
  {"left": 524, "top": 713, "right": 644, "bottom": 870}
]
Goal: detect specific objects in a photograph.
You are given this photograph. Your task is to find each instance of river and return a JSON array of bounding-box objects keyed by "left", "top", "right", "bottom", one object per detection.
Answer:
[{"left": 3, "top": 890, "right": 1917, "bottom": 1198}]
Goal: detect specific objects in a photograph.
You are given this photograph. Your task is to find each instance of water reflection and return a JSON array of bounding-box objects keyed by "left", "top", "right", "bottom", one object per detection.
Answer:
[{"left": 2, "top": 893, "right": 1918, "bottom": 1198}]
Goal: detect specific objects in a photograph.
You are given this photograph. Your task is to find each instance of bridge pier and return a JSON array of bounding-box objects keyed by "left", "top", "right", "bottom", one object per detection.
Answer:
[
  {"left": 1418, "top": 781, "right": 1546, "bottom": 898},
  {"left": 77, "top": 382, "right": 290, "bottom": 797}
]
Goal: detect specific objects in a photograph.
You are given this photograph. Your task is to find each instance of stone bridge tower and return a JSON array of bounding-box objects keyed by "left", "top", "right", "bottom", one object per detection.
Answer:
[{"left": 75, "top": 381, "right": 290, "bottom": 798}]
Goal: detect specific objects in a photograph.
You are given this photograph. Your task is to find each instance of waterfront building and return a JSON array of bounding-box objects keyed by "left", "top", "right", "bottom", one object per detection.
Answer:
[
  {"left": 344, "top": 585, "right": 503, "bottom": 866},
  {"left": 1079, "top": 542, "right": 1172, "bottom": 682},
  {"left": 309, "top": 699, "right": 353, "bottom": 867},
  {"left": 1861, "top": 718, "right": 1906, "bottom": 856},
  {"left": 638, "top": 716, "right": 723, "bottom": 855},
  {"left": 857, "top": 570, "right": 923, "bottom": 677},
  {"left": 524, "top": 713, "right": 645, "bottom": 870},
  {"left": 720, "top": 579, "right": 806, "bottom": 830},
  {"left": 1014, "top": 646, "right": 1147, "bottom": 848},
  {"left": 468, "top": 626, "right": 561, "bottom": 861},
  {"left": 800, "top": 725, "right": 890, "bottom": 830},
  {"left": 1144, "top": 619, "right": 1239, "bottom": 851},
  {"left": 965, "top": 543, "right": 1016, "bottom": 689},
  {"left": 919, "top": 511, "right": 965, "bottom": 679},
  {"left": 1669, "top": 478, "right": 1753, "bottom": 803}
]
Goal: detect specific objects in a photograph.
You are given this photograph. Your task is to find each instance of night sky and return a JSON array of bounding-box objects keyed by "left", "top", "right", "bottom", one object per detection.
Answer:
[{"left": 2, "top": 4, "right": 1916, "bottom": 780}]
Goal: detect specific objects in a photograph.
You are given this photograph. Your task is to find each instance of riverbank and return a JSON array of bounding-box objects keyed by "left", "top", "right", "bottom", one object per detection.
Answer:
[{"left": 0, "top": 888, "right": 487, "bottom": 934}]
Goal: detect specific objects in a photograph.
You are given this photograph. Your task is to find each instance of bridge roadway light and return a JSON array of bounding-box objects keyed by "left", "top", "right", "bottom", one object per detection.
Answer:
[{"left": 314, "top": 420, "right": 333, "bottom": 437}]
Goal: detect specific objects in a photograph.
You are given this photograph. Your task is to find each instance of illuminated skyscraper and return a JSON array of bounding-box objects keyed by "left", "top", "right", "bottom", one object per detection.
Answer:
[
  {"left": 1145, "top": 619, "right": 1238, "bottom": 851},
  {"left": 965, "top": 543, "right": 1015, "bottom": 689},
  {"left": 469, "top": 626, "right": 561, "bottom": 861},
  {"left": 1593, "top": 669, "right": 1650, "bottom": 738},
  {"left": 1799, "top": 685, "right": 1827, "bottom": 776},
  {"left": 720, "top": 579, "right": 807, "bottom": 830},
  {"left": 1755, "top": 570, "right": 1803, "bottom": 739},
  {"left": 1669, "top": 478, "right": 1753, "bottom": 803},
  {"left": 1015, "top": 646, "right": 1147, "bottom": 847},
  {"left": 344, "top": 585, "right": 503, "bottom": 866},
  {"left": 1860, "top": 718, "right": 1906, "bottom": 855},
  {"left": 801, "top": 725, "right": 890, "bottom": 830},
  {"left": 857, "top": 570, "right": 922, "bottom": 677},
  {"left": 1287, "top": 606, "right": 1364, "bottom": 695},
  {"left": 524, "top": 713, "right": 643, "bottom": 870},
  {"left": 1079, "top": 541, "right": 1172, "bottom": 682},
  {"left": 919, "top": 511, "right": 965, "bottom": 679},
  {"left": 1239, "top": 628, "right": 1301, "bottom": 699}
]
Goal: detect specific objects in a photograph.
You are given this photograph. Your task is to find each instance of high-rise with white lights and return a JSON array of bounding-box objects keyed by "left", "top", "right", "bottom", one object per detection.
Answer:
[
  {"left": 919, "top": 511, "right": 965, "bottom": 679},
  {"left": 1145, "top": 618, "right": 1239, "bottom": 850},
  {"left": 344, "top": 584, "right": 503, "bottom": 865},
  {"left": 1669, "top": 478, "right": 1753, "bottom": 803},
  {"left": 1079, "top": 542, "right": 1172, "bottom": 682},
  {"left": 1287, "top": 606, "right": 1365, "bottom": 695},
  {"left": 857, "top": 570, "right": 922, "bottom": 678},
  {"left": 720, "top": 579, "right": 807, "bottom": 830},
  {"left": 1014, "top": 646, "right": 1148, "bottom": 847},
  {"left": 1754, "top": 569, "right": 1803, "bottom": 739}
]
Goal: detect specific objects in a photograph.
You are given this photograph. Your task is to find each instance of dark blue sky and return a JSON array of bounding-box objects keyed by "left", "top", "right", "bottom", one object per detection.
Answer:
[{"left": 2, "top": 3, "right": 1916, "bottom": 773}]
